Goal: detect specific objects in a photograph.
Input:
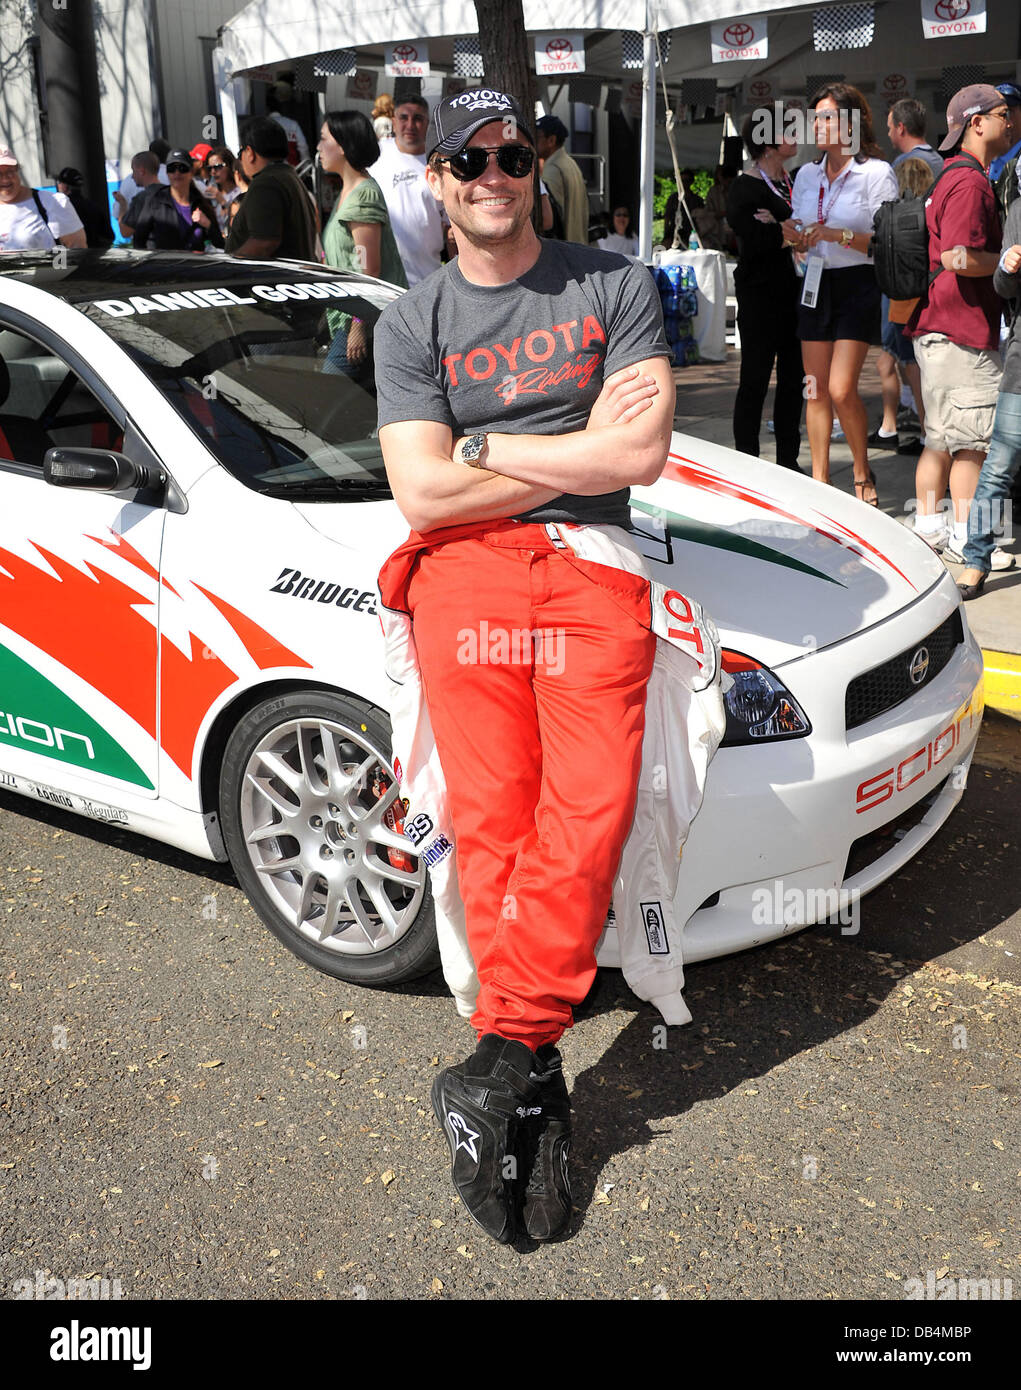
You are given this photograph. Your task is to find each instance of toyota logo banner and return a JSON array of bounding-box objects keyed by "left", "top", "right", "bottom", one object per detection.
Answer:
[
  {"left": 384, "top": 41, "right": 430, "bottom": 77},
  {"left": 710, "top": 15, "right": 768, "bottom": 63},
  {"left": 879, "top": 71, "right": 916, "bottom": 105},
  {"left": 534, "top": 33, "right": 585, "bottom": 76},
  {"left": 921, "top": 0, "right": 986, "bottom": 39}
]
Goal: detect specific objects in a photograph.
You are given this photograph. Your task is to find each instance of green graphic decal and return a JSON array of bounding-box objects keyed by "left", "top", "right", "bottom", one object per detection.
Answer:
[
  {"left": 632, "top": 501, "right": 845, "bottom": 587},
  {"left": 0, "top": 642, "right": 153, "bottom": 788}
]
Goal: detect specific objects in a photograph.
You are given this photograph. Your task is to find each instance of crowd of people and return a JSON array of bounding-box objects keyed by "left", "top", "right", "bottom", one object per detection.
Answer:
[
  {"left": 4, "top": 76, "right": 1020, "bottom": 603},
  {"left": 724, "top": 77, "right": 1021, "bottom": 599}
]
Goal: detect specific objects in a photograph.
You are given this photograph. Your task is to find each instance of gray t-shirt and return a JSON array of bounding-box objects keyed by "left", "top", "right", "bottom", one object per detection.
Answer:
[{"left": 373, "top": 238, "right": 669, "bottom": 525}]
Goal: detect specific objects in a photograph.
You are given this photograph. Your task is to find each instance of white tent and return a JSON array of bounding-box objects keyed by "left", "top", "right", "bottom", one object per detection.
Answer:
[
  {"left": 217, "top": 0, "right": 813, "bottom": 256},
  {"left": 217, "top": 1, "right": 1021, "bottom": 255}
]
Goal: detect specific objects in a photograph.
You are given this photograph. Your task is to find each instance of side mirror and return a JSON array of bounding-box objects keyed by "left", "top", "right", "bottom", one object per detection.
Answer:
[{"left": 43, "top": 447, "right": 163, "bottom": 494}]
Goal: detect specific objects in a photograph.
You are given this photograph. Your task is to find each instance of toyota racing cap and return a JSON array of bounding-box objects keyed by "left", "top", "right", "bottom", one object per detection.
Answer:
[
  {"left": 428, "top": 87, "right": 533, "bottom": 158},
  {"left": 939, "top": 83, "right": 1007, "bottom": 152}
]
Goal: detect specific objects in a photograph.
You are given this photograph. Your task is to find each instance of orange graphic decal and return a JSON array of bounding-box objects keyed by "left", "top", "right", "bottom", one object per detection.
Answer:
[{"left": 193, "top": 583, "right": 312, "bottom": 670}]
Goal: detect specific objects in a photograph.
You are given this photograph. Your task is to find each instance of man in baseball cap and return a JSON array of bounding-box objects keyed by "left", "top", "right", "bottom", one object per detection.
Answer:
[
  {"left": 374, "top": 84, "right": 678, "bottom": 1245},
  {"left": 907, "top": 83, "right": 1012, "bottom": 560},
  {"left": 989, "top": 82, "right": 1021, "bottom": 219},
  {"left": 938, "top": 83, "right": 1009, "bottom": 152},
  {"left": 427, "top": 87, "right": 532, "bottom": 160},
  {"left": 0, "top": 145, "right": 86, "bottom": 251}
]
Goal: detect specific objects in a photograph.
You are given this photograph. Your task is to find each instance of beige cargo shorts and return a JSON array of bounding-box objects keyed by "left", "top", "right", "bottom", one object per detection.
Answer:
[{"left": 914, "top": 333, "right": 1002, "bottom": 456}]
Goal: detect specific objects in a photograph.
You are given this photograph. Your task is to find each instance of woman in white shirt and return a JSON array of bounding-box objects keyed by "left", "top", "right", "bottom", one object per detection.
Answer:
[
  {"left": 792, "top": 84, "right": 898, "bottom": 503},
  {"left": 597, "top": 206, "right": 639, "bottom": 256}
]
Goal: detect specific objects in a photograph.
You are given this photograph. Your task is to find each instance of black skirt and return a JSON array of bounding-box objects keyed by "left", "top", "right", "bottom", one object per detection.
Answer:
[{"left": 797, "top": 263, "right": 881, "bottom": 345}]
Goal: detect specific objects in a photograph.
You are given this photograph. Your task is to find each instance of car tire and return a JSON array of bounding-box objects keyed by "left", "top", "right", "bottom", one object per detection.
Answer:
[{"left": 219, "top": 689, "right": 439, "bottom": 984}]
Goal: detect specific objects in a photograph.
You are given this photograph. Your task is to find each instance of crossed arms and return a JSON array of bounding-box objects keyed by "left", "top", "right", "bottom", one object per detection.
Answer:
[{"left": 379, "top": 357, "right": 675, "bottom": 534}]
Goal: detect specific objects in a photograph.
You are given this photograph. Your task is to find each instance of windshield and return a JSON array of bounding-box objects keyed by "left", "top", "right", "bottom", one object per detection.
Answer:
[{"left": 79, "top": 273, "right": 399, "bottom": 500}]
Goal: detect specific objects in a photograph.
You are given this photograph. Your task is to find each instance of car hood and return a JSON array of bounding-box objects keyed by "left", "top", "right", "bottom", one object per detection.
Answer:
[{"left": 633, "top": 434, "right": 949, "bottom": 669}]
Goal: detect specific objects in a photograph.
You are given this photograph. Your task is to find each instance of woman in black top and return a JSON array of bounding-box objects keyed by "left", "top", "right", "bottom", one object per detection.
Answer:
[
  {"left": 726, "top": 112, "right": 807, "bottom": 468},
  {"left": 131, "top": 146, "right": 223, "bottom": 252}
]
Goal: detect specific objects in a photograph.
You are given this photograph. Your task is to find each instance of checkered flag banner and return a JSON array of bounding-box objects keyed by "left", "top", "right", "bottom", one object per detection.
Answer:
[
  {"left": 813, "top": 4, "right": 874, "bottom": 52},
  {"left": 807, "top": 73, "right": 845, "bottom": 105},
  {"left": 312, "top": 49, "right": 357, "bottom": 77},
  {"left": 292, "top": 59, "right": 327, "bottom": 93},
  {"left": 453, "top": 37, "right": 483, "bottom": 78},
  {"left": 681, "top": 78, "right": 717, "bottom": 108},
  {"left": 621, "top": 30, "right": 670, "bottom": 69},
  {"left": 939, "top": 64, "right": 986, "bottom": 107},
  {"left": 569, "top": 77, "right": 602, "bottom": 105}
]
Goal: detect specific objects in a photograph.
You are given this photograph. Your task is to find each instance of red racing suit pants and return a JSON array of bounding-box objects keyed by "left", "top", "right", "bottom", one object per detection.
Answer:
[{"left": 396, "top": 521, "right": 657, "bottom": 1051}]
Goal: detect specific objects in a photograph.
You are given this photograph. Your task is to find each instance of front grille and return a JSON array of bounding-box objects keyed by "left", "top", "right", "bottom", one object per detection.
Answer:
[{"left": 845, "top": 611, "right": 963, "bottom": 730}]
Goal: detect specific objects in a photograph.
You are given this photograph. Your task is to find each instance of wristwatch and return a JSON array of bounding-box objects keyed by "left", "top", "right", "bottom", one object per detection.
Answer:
[
  {"left": 460, "top": 432, "right": 488, "bottom": 468},
  {"left": 840, "top": 227, "right": 854, "bottom": 248}
]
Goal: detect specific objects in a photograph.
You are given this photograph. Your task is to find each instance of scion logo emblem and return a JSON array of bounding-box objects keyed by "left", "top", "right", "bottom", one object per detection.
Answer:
[
  {"left": 909, "top": 647, "right": 930, "bottom": 686},
  {"left": 723, "top": 22, "right": 754, "bottom": 46},
  {"left": 546, "top": 37, "right": 573, "bottom": 59},
  {"left": 934, "top": 0, "right": 970, "bottom": 17},
  {"left": 446, "top": 1110, "right": 480, "bottom": 1162},
  {"left": 393, "top": 43, "right": 418, "bottom": 63}
]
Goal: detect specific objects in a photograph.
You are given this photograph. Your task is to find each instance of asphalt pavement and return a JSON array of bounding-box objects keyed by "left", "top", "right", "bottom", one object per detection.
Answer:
[
  {"left": 2, "top": 350, "right": 1019, "bottom": 1310},
  {"left": 1, "top": 715, "right": 1018, "bottom": 1303}
]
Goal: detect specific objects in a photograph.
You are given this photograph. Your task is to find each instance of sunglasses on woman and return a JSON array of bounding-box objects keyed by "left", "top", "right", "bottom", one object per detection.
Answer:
[
  {"left": 438, "top": 145, "right": 535, "bottom": 182},
  {"left": 207, "top": 163, "right": 227, "bottom": 171}
]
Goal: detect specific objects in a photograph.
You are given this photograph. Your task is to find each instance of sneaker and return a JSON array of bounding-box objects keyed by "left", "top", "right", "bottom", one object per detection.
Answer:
[
  {"left": 897, "top": 436, "right": 924, "bottom": 456},
  {"left": 907, "top": 519, "right": 949, "bottom": 553},
  {"left": 432, "top": 1033, "right": 538, "bottom": 1245},
  {"left": 831, "top": 421, "right": 846, "bottom": 441},
  {"left": 867, "top": 427, "right": 899, "bottom": 450},
  {"left": 519, "top": 1044, "right": 573, "bottom": 1242},
  {"left": 990, "top": 546, "right": 1016, "bottom": 571},
  {"left": 940, "top": 538, "right": 966, "bottom": 564}
]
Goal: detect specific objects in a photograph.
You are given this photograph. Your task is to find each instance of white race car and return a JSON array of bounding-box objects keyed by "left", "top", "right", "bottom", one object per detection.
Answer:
[{"left": 0, "top": 251, "right": 983, "bottom": 985}]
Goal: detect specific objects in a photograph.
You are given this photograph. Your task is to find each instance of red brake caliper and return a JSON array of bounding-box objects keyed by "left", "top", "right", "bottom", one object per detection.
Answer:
[{"left": 373, "top": 771, "right": 412, "bottom": 871}]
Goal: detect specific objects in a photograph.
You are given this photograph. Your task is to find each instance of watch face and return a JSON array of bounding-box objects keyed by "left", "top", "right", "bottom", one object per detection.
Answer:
[{"left": 463, "top": 433, "right": 486, "bottom": 461}]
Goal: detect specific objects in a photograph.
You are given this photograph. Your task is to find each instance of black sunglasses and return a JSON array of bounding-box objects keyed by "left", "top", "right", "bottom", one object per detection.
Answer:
[
  {"left": 167, "top": 162, "right": 191, "bottom": 173},
  {"left": 207, "top": 162, "right": 227, "bottom": 171},
  {"left": 439, "top": 145, "right": 535, "bottom": 182}
]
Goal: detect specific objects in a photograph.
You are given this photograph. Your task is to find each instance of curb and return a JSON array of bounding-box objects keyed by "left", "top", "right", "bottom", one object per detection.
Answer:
[{"left": 982, "top": 649, "right": 1021, "bottom": 719}]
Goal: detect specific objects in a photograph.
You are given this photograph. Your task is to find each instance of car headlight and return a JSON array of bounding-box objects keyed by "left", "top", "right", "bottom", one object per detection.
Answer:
[{"left": 720, "top": 650, "right": 811, "bottom": 745}]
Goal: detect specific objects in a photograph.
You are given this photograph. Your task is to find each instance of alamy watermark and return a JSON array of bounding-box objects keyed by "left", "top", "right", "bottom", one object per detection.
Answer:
[
  {"left": 751, "top": 879, "right": 860, "bottom": 935},
  {"left": 456, "top": 621, "right": 565, "bottom": 676},
  {"left": 13, "top": 1268, "right": 124, "bottom": 1300},
  {"left": 751, "top": 101, "right": 861, "bottom": 155},
  {"left": 903, "top": 1271, "right": 1013, "bottom": 1301}
]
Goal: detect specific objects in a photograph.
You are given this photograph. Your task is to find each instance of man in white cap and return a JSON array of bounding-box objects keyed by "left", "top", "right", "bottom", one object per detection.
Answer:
[
  {"left": 906, "top": 84, "right": 1013, "bottom": 562},
  {"left": 0, "top": 148, "right": 86, "bottom": 251}
]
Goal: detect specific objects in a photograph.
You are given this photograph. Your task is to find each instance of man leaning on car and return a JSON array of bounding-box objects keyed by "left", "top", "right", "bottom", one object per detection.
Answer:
[{"left": 373, "top": 88, "right": 675, "bottom": 1245}]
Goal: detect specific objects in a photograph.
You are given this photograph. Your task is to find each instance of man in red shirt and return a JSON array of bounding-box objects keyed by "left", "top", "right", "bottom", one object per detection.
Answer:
[{"left": 908, "top": 84, "right": 1012, "bottom": 560}]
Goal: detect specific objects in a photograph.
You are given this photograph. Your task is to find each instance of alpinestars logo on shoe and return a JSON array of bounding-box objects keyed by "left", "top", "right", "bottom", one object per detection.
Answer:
[{"left": 446, "top": 1110, "right": 481, "bottom": 1163}]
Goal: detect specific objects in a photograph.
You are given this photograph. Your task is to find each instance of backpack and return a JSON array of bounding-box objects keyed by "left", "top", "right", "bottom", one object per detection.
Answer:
[{"left": 871, "top": 151, "right": 984, "bottom": 301}]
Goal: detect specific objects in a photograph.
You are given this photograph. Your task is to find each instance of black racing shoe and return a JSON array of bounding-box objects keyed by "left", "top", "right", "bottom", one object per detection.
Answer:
[
  {"left": 431, "top": 1033, "right": 538, "bottom": 1245},
  {"left": 520, "top": 1044, "right": 573, "bottom": 1242}
]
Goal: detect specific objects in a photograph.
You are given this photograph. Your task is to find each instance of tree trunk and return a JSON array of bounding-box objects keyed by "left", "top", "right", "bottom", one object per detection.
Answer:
[
  {"left": 473, "top": 0, "right": 537, "bottom": 118},
  {"left": 472, "top": 1, "right": 541, "bottom": 231}
]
